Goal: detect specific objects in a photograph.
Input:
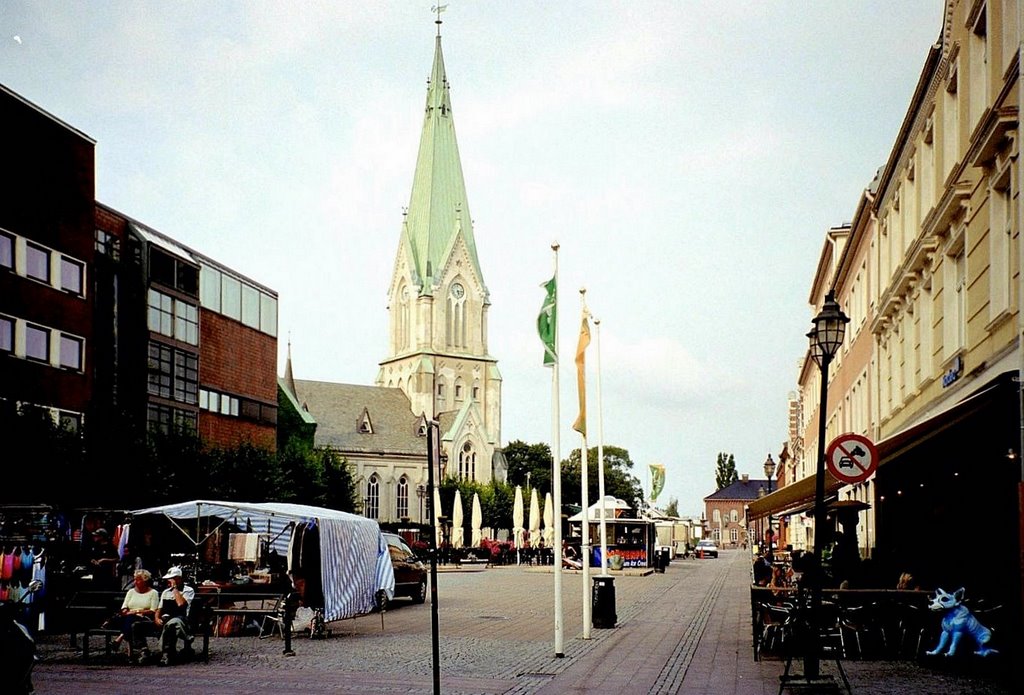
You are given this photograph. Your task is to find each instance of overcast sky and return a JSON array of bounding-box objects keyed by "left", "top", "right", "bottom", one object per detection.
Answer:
[{"left": 2, "top": 1, "right": 942, "bottom": 516}]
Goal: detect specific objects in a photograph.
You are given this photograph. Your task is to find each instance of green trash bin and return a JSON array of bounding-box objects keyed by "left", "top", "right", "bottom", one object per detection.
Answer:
[{"left": 592, "top": 575, "right": 617, "bottom": 629}]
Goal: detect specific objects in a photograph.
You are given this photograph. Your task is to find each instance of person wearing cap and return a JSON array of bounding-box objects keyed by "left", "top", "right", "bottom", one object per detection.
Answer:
[{"left": 147, "top": 566, "right": 195, "bottom": 666}]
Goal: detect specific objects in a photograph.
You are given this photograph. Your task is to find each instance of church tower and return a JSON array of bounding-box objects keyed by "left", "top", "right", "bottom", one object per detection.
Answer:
[{"left": 377, "top": 21, "right": 503, "bottom": 485}]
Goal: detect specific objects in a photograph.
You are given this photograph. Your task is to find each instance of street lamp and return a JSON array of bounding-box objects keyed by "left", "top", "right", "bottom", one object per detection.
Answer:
[
  {"left": 763, "top": 453, "right": 776, "bottom": 562},
  {"left": 802, "top": 289, "right": 849, "bottom": 683},
  {"left": 416, "top": 484, "right": 426, "bottom": 524}
]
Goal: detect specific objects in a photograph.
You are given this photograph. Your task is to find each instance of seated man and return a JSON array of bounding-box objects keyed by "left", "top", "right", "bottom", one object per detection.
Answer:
[{"left": 136, "top": 566, "right": 196, "bottom": 665}]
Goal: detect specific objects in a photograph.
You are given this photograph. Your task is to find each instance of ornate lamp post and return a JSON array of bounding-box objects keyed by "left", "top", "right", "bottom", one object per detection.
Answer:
[
  {"left": 763, "top": 453, "right": 776, "bottom": 562},
  {"left": 416, "top": 484, "right": 426, "bottom": 524},
  {"left": 803, "top": 290, "right": 849, "bottom": 681}
]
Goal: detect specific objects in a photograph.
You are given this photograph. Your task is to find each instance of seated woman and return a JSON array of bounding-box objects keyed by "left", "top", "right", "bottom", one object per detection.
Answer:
[{"left": 113, "top": 569, "right": 159, "bottom": 655}]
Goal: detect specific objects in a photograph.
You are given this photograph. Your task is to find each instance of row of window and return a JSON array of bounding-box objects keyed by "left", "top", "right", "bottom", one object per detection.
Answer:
[
  {"left": 364, "top": 474, "right": 412, "bottom": 520},
  {"left": 148, "top": 341, "right": 198, "bottom": 406},
  {"left": 1, "top": 314, "right": 84, "bottom": 372},
  {"left": 148, "top": 289, "right": 199, "bottom": 346},
  {"left": 1, "top": 228, "right": 85, "bottom": 298},
  {"left": 199, "top": 388, "right": 278, "bottom": 425},
  {"left": 199, "top": 263, "right": 277, "bottom": 337},
  {"left": 147, "top": 404, "right": 198, "bottom": 436}
]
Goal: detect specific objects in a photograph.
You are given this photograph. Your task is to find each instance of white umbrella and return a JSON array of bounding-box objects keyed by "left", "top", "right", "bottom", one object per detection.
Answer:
[
  {"left": 434, "top": 486, "right": 443, "bottom": 547},
  {"left": 452, "top": 490, "right": 464, "bottom": 549},
  {"left": 529, "top": 488, "right": 541, "bottom": 549},
  {"left": 471, "top": 493, "right": 483, "bottom": 548},
  {"left": 543, "top": 491, "right": 555, "bottom": 548},
  {"left": 512, "top": 486, "right": 524, "bottom": 552}
]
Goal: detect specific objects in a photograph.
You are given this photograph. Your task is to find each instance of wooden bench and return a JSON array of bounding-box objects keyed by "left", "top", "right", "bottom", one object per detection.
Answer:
[{"left": 64, "top": 590, "right": 124, "bottom": 652}]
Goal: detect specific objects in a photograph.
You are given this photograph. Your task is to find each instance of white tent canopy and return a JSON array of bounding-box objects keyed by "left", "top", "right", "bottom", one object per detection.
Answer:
[
  {"left": 132, "top": 500, "right": 395, "bottom": 622},
  {"left": 568, "top": 495, "right": 631, "bottom": 522}
]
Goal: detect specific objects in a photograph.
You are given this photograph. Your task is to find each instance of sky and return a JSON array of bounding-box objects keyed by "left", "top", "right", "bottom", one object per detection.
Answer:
[{"left": 1, "top": 1, "right": 943, "bottom": 517}]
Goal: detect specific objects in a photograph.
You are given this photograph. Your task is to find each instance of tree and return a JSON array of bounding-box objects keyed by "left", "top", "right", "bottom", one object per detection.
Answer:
[
  {"left": 715, "top": 452, "right": 738, "bottom": 490},
  {"left": 503, "top": 440, "right": 552, "bottom": 492},
  {"left": 561, "top": 446, "right": 643, "bottom": 512},
  {"left": 664, "top": 497, "right": 679, "bottom": 518}
]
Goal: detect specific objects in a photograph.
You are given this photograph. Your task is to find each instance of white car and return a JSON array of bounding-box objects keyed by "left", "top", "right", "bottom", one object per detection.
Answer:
[{"left": 695, "top": 539, "right": 719, "bottom": 558}]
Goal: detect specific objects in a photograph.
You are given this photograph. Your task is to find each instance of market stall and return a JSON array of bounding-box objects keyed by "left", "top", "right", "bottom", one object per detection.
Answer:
[{"left": 132, "top": 500, "right": 395, "bottom": 622}]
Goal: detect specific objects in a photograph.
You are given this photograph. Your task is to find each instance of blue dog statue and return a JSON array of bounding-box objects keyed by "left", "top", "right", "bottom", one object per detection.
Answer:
[{"left": 925, "top": 587, "right": 997, "bottom": 657}]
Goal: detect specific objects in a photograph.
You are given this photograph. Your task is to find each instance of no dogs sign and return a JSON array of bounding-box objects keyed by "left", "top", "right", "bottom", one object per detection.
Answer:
[{"left": 825, "top": 433, "right": 878, "bottom": 484}]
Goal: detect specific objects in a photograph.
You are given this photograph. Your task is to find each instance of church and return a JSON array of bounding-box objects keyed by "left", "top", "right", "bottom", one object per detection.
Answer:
[{"left": 279, "top": 22, "right": 505, "bottom": 523}]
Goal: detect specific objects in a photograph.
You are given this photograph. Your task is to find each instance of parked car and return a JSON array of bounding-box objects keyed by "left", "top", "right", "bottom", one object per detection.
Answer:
[
  {"left": 382, "top": 532, "right": 428, "bottom": 603},
  {"left": 695, "top": 539, "right": 719, "bottom": 558}
]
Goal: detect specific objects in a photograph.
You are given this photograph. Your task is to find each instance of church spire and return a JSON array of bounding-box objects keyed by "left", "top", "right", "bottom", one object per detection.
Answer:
[
  {"left": 400, "top": 26, "right": 485, "bottom": 296},
  {"left": 283, "top": 335, "right": 298, "bottom": 398}
]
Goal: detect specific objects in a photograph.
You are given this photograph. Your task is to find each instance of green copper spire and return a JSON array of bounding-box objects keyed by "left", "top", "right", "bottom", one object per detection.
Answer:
[{"left": 401, "top": 32, "right": 485, "bottom": 295}]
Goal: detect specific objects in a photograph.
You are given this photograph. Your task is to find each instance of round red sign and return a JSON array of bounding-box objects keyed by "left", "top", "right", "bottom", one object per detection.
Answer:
[{"left": 825, "top": 433, "right": 878, "bottom": 484}]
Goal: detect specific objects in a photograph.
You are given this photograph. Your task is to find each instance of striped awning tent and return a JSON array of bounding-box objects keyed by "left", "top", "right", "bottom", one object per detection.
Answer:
[{"left": 132, "top": 500, "right": 395, "bottom": 622}]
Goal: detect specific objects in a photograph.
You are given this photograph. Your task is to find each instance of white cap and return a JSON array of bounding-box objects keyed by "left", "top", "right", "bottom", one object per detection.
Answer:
[{"left": 162, "top": 566, "right": 182, "bottom": 580}]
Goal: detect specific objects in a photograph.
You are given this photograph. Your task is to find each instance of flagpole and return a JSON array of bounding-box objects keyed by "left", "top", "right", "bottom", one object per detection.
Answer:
[
  {"left": 551, "top": 243, "right": 564, "bottom": 658},
  {"left": 579, "top": 288, "right": 591, "bottom": 640},
  {"left": 595, "top": 317, "right": 608, "bottom": 575}
]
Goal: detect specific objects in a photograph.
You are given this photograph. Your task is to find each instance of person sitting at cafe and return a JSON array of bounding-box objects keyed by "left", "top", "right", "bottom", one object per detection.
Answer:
[{"left": 753, "top": 554, "right": 772, "bottom": 586}]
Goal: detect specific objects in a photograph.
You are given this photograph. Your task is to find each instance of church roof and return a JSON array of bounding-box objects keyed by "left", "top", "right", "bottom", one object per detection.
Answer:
[
  {"left": 400, "top": 32, "right": 485, "bottom": 296},
  {"left": 704, "top": 478, "right": 771, "bottom": 502},
  {"left": 292, "top": 379, "right": 426, "bottom": 456}
]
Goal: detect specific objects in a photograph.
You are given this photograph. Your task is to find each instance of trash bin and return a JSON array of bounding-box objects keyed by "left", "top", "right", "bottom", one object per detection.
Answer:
[
  {"left": 654, "top": 549, "right": 668, "bottom": 573},
  {"left": 592, "top": 575, "right": 617, "bottom": 629}
]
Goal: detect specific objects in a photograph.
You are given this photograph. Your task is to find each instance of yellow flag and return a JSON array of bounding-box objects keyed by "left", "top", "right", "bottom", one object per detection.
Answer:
[{"left": 572, "top": 314, "right": 590, "bottom": 435}]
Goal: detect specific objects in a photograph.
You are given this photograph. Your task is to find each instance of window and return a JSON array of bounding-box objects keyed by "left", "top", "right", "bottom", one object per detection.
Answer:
[
  {"left": 25, "top": 324, "right": 49, "bottom": 362},
  {"left": 148, "top": 289, "right": 198, "bottom": 345},
  {"left": 397, "top": 477, "right": 409, "bottom": 519},
  {"left": 943, "top": 62, "right": 960, "bottom": 178},
  {"left": 366, "top": 474, "right": 380, "bottom": 520},
  {"left": 459, "top": 442, "right": 476, "bottom": 480},
  {"left": 712, "top": 509, "right": 721, "bottom": 523},
  {"left": 95, "top": 229, "right": 120, "bottom": 259},
  {"left": 454, "top": 381, "right": 463, "bottom": 400},
  {"left": 730, "top": 528, "right": 738, "bottom": 543},
  {"left": 200, "top": 266, "right": 222, "bottom": 312},
  {"left": 147, "top": 404, "right": 197, "bottom": 435},
  {"left": 174, "top": 351, "right": 199, "bottom": 405},
  {"left": 148, "top": 341, "right": 197, "bottom": 404},
  {"left": 472, "top": 385, "right": 480, "bottom": 400},
  {"left": 260, "top": 293, "right": 277, "bottom": 337},
  {"left": 954, "top": 251, "right": 966, "bottom": 349},
  {"left": 61, "top": 257, "right": 84, "bottom": 296},
  {"left": 989, "top": 168, "right": 1012, "bottom": 320},
  {"left": 0, "top": 231, "right": 12, "bottom": 269},
  {"left": 26, "top": 243, "right": 50, "bottom": 283},
  {"left": 969, "top": 4, "right": 988, "bottom": 129},
  {"left": 730, "top": 509, "right": 738, "bottom": 523},
  {"left": 221, "top": 275, "right": 241, "bottom": 320},
  {"left": 59, "top": 334, "right": 83, "bottom": 371},
  {"left": 0, "top": 316, "right": 12, "bottom": 352},
  {"left": 175, "top": 301, "right": 199, "bottom": 346},
  {"left": 242, "top": 284, "right": 260, "bottom": 329}
]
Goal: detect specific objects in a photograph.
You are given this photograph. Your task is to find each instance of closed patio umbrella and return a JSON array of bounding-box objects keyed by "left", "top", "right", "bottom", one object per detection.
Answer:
[
  {"left": 452, "top": 490, "right": 464, "bottom": 549},
  {"left": 513, "top": 486, "right": 524, "bottom": 561},
  {"left": 529, "top": 488, "right": 541, "bottom": 549},
  {"left": 471, "top": 492, "right": 483, "bottom": 548},
  {"left": 543, "top": 491, "right": 555, "bottom": 548}
]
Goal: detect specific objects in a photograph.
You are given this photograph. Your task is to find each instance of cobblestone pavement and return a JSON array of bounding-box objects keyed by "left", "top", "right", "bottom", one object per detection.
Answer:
[{"left": 32, "top": 553, "right": 1019, "bottom": 694}]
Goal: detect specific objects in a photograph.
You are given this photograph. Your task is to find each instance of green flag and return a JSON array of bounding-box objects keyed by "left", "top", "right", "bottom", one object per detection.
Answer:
[
  {"left": 650, "top": 463, "right": 666, "bottom": 502},
  {"left": 537, "top": 276, "right": 557, "bottom": 366}
]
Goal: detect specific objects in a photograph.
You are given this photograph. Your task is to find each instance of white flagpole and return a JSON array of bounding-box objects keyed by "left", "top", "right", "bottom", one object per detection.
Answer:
[
  {"left": 595, "top": 317, "right": 608, "bottom": 575},
  {"left": 551, "top": 243, "right": 564, "bottom": 658},
  {"left": 579, "top": 289, "right": 591, "bottom": 640}
]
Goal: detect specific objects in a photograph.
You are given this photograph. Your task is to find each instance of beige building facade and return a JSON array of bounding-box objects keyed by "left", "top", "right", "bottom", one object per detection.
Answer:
[{"left": 755, "top": 1, "right": 1021, "bottom": 605}]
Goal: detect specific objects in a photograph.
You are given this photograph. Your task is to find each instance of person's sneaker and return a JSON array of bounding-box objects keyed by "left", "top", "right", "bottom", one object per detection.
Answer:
[
  {"left": 134, "top": 648, "right": 150, "bottom": 665},
  {"left": 158, "top": 652, "right": 172, "bottom": 667}
]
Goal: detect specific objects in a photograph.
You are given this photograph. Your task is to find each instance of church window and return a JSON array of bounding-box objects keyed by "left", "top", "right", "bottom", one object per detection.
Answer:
[
  {"left": 447, "top": 281, "right": 467, "bottom": 348},
  {"left": 358, "top": 409, "right": 373, "bottom": 434},
  {"left": 399, "top": 285, "right": 411, "bottom": 349},
  {"left": 416, "top": 416, "right": 428, "bottom": 437},
  {"left": 366, "top": 474, "right": 380, "bottom": 520},
  {"left": 454, "top": 379, "right": 464, "bottom": 401},
  {"left": 472, "top": 381, "right": 480, "bottom": 400},
  {"left": 459, "top": 442, "right": 476, "bottom": 480},
  {"left": 397, "top": 476, "right": 409, "bottom": 519}
]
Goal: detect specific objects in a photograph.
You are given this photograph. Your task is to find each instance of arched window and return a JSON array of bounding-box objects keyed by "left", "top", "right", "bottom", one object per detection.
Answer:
[
  {"left": 398, "top": 285, "right": 411, "bottom": 349},
  {"left": 367, "top": 474, "right": 380, "bottom": 520},
  {"left": 459, "top": 442, "right": 476, "bottom": 480},
  {"left": 712, "top": 509, "right": 721, "bottom": 523},
  {"left": 447, "top": 281, "right": 466, "bottom": 348},
  {"left": 730, "top": 509, "right": 738, "bottom": 523},
  {"left": 397, "top": 476, "right": 409, "bottom": 519}
]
